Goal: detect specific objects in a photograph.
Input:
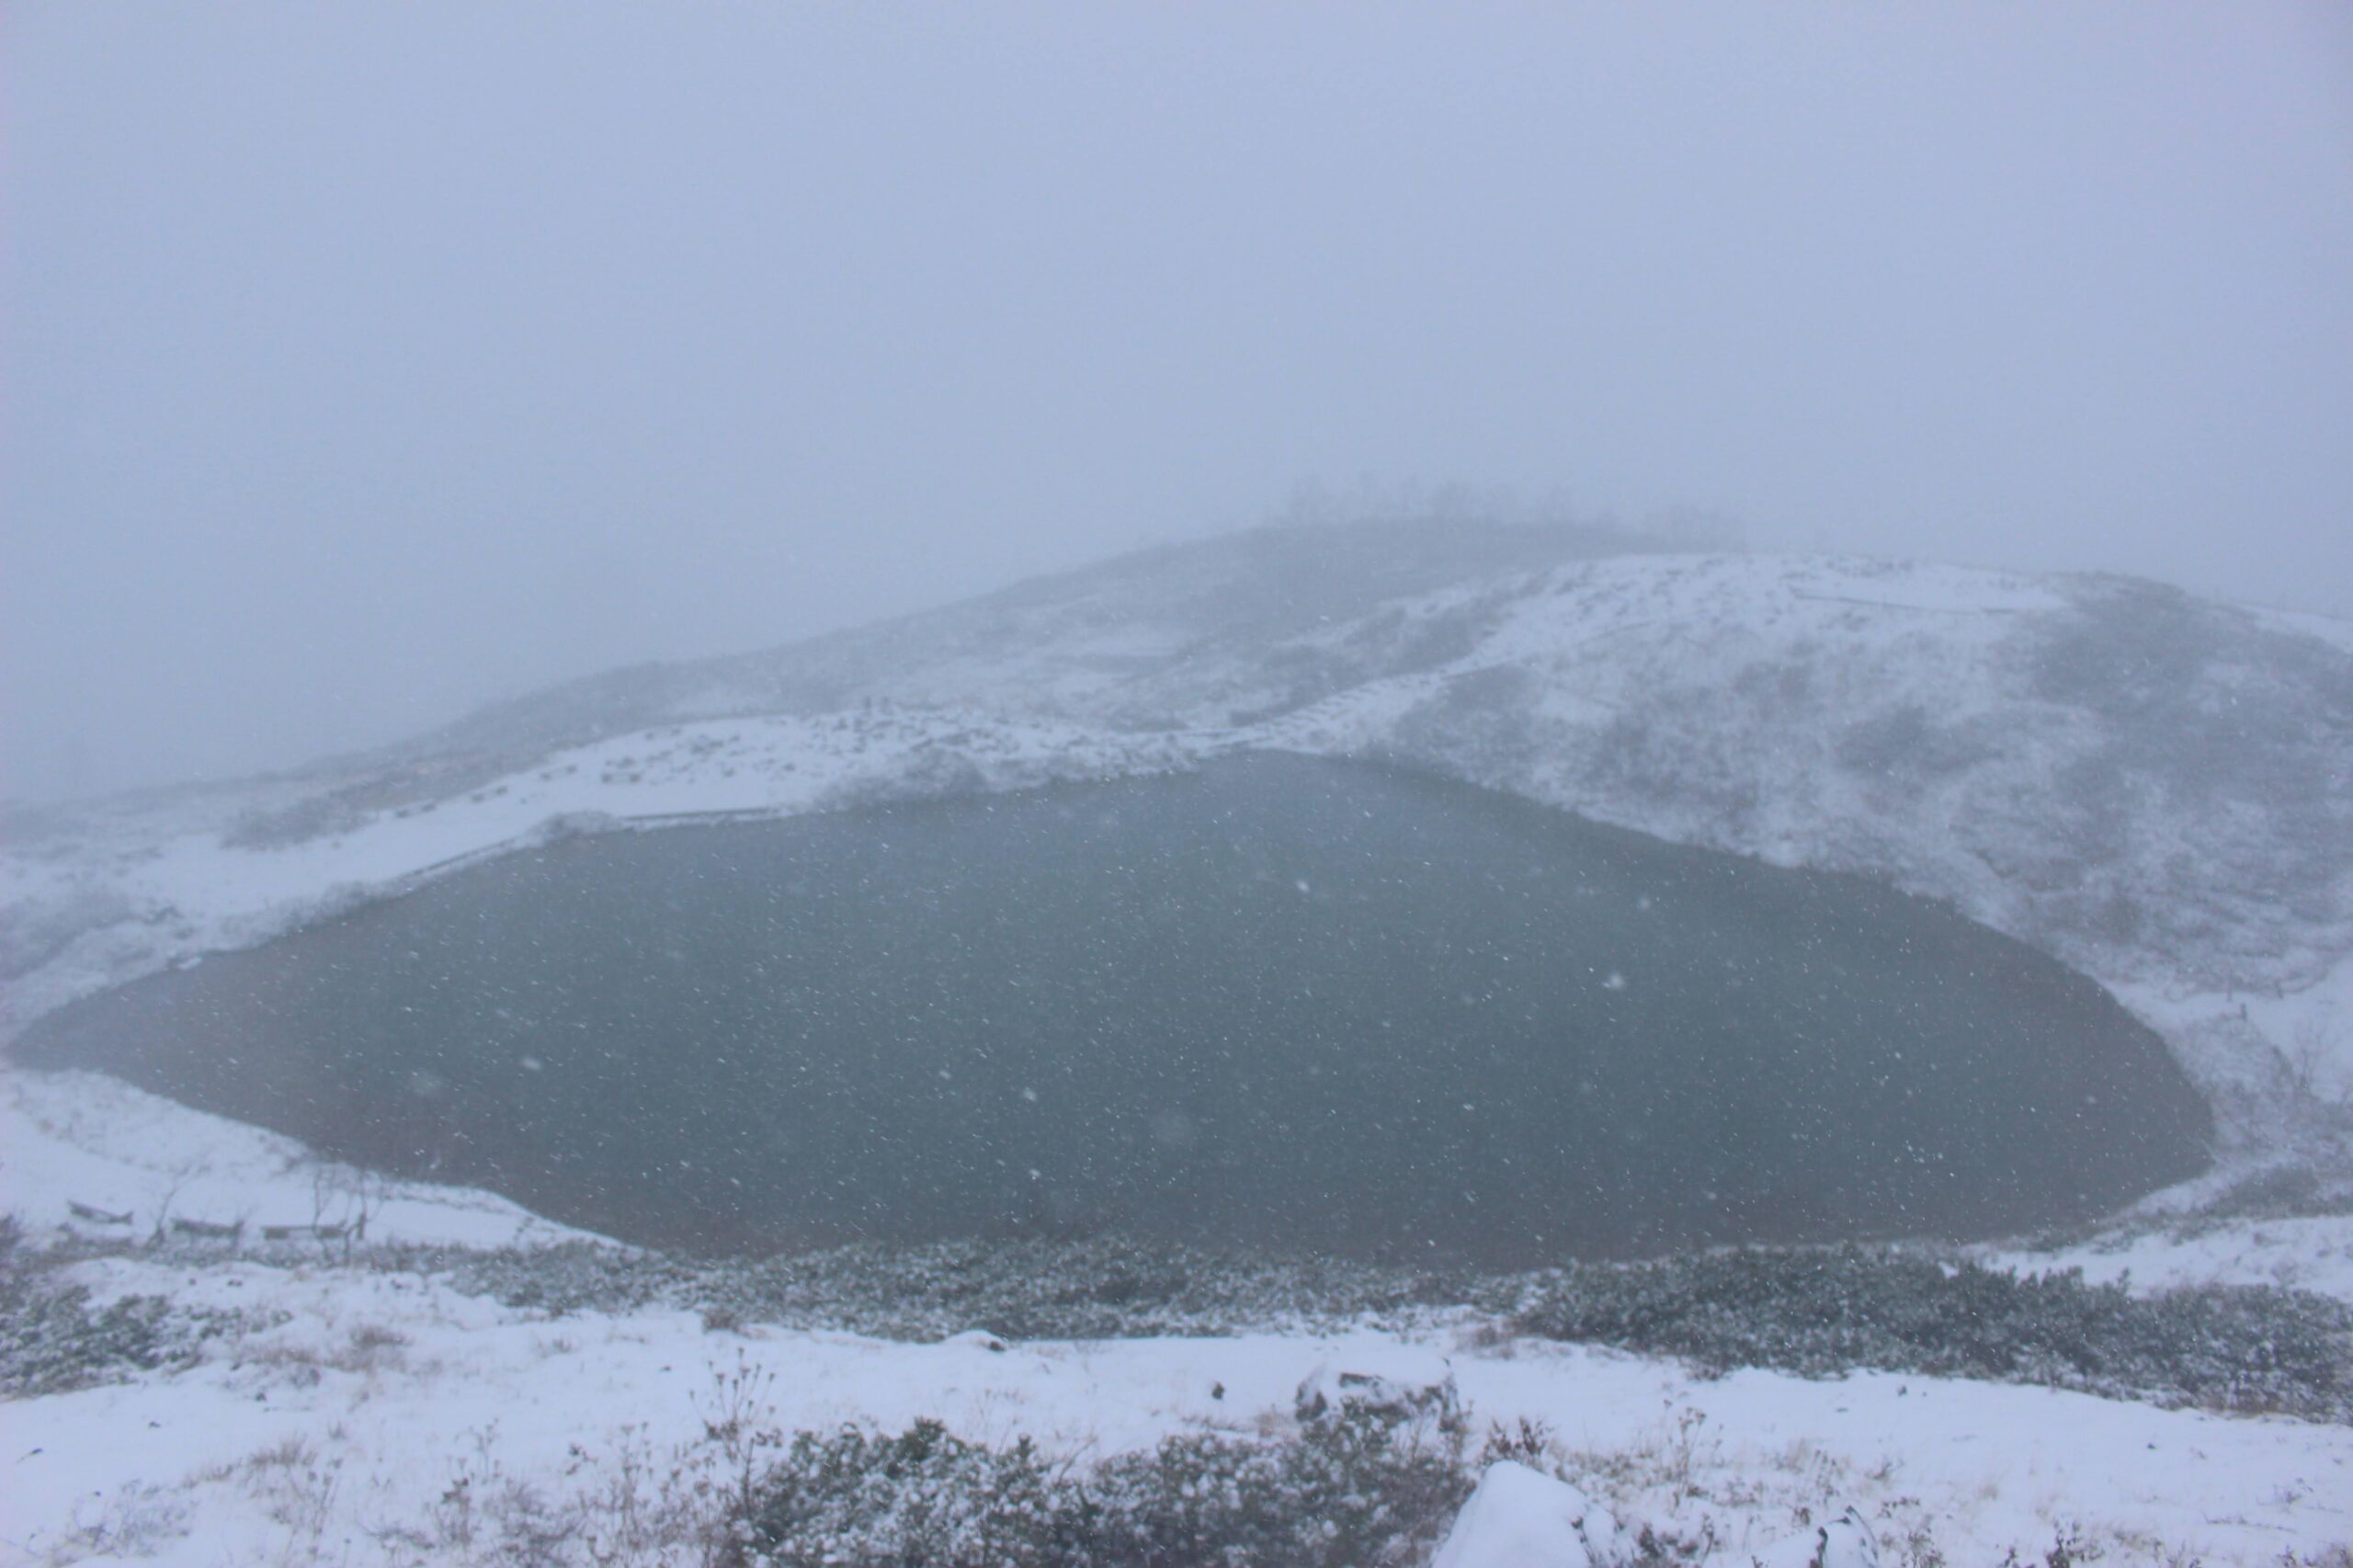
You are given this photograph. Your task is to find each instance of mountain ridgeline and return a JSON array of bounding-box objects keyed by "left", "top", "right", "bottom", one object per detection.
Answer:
[{"left": 18, "top": 756, "right": 2211, "bottom": 1263}]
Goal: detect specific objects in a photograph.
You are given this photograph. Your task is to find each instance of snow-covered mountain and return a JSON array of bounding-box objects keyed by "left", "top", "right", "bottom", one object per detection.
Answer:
[{"left": 7, "top": 523, "right": 2350, "bottom": 1161}]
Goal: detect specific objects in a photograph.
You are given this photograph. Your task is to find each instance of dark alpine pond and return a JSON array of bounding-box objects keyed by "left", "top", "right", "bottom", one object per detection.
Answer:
[{"left": 17, "top": 754, "right": 2212, "bottom": 1263}]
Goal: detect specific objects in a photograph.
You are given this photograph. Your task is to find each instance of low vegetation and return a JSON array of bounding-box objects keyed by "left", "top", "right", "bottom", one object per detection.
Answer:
[
  {"left": 1512, "top": 1245, "right": 2353, "bottom": 1424},
  {"left": 10, "top": 1221, "right": 2352, "bottom": 1565},
  {"left": 0, "top": 1217, "right": 256, "bottom": 1399},
  {"left": 381, "top": 1233, "right": 2353, "bottom": 1426},
  {"left": 733, "top": 1381, "right": 1472, "bottom": 1568},
  {"left": 10, "top": 1222, "right": 2347, "bottom": 1428}
]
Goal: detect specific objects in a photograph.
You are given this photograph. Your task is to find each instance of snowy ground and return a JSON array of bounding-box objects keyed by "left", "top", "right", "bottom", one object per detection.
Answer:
[
  {"left": 8, "top": 1258, "right": 2350, "bottom": 1567},
  {"left": 4, "top": 1072, "right": 2350, "bottom": 1566},
  {"left": 0, "top": 1068, "right": 591, "bottom": 1256}
]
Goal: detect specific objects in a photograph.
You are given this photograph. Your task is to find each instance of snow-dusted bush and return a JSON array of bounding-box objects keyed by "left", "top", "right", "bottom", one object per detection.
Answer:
[
  {"left": 732, "top": 1381, "right": 1472, "bottom": 1568},
  {"left": 1514, "top": 1246, "right": 2353, "bottom": 1422},
  {"left": 1071, "top": 1379, "right": 1471, "bottom": 1568},
  {"left": 0, "top": 1220, "right": 242, "bottom": 1398},
  {"left": 734, "top": 1419, "right": 1064, "bottom": 1566}
]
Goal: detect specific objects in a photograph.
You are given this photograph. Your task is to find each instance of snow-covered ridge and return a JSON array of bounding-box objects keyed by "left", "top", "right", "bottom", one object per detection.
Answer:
[{"left": 5, "top": 530, "right": 2350, "bottom": 1149}]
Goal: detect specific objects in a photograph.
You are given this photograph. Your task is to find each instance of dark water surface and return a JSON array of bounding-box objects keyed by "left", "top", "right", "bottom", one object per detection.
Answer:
[{"left": 18, "top": 756, "right": 2211, "bottom": 1263}]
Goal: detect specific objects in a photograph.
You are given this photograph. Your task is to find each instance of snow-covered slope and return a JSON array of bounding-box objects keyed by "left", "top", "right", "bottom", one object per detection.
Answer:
[
  {"left": 0, "top": 1067, "right": 591, "bottom": 1255},
  {"left": 7, "top": 527, "right": 2349, "bottom": 1165}
]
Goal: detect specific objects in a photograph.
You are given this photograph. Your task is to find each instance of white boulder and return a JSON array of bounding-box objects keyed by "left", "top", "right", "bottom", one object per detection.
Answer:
[{"left": 1432, "top": 1460, "right": 1635, "bottom": 1568}]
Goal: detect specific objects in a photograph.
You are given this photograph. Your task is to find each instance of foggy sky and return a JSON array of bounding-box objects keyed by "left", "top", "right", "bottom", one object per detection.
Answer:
[{"left": 6, "top": 3, "right": 2349, "bottom": 803}]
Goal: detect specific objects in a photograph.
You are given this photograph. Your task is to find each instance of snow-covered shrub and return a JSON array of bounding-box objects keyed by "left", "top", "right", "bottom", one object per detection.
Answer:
[
  {"left": 1073, "top": 1378, "right": 1471, "bottom": 1568},
  {"left": 731, "top": 1384, "right": 1473, "bottom": 1568},
  {"left": 0, "top": 1220, "right": 227, "bottom": 1398},
  {"left": 1514, "top": 1246, "right": 2353, "bottom": 1422},
  {"left": 391, "top": 1240, "right": 692, "bottom": 1319},
  {"left": 0, "top": 1278, "right": 180, "bottom": 1399},
  {"left": 735, "top": 1419, "right": 1063, "bottom": 1567}
]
